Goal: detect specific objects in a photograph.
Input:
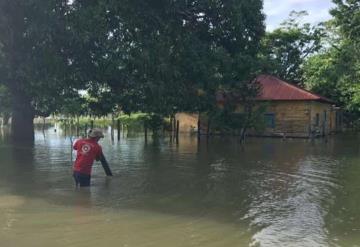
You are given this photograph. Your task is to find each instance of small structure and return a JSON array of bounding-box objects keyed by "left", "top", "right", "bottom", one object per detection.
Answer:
[{"left": 176, "top": 75, "right": 342, "bottom": 138}]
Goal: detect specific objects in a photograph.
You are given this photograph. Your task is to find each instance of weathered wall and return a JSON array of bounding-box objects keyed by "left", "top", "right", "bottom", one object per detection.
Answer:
[
  {"left": 176, "top": 100, "right": 337, "bottom": 138},
  {"left": 253, "top": 101, "right": 338, "bottom": 137},
  {"left": 308, "top": 101, "right": 333, "bottom": 136},
  {"left": 249, "top": 101, "right": 311, "bottom": 138},
  {"left": 175, "top": 113, "right": 199, "bottom": 133},
  {"left": 329, "top": 107, "right": 342, "bottom": 132}
]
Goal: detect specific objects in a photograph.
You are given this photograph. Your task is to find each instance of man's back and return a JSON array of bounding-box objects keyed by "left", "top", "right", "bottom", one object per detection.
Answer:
[{"left": 73, "top": 138, "right": 102, "bottom": 175}]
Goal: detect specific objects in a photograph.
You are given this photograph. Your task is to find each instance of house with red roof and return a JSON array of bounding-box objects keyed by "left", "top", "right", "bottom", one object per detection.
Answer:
[{"left": 175, "top": 75, "right": 342, "bottom": 138}]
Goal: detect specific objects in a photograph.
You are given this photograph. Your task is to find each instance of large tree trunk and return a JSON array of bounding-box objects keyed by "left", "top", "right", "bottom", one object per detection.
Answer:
[{"left": 11, "top": 93, "right": 35, "bottom": 142}]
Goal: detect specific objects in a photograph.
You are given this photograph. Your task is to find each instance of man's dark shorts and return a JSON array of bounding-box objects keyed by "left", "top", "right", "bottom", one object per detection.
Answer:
[{"left": 73, "top": 171, "right": 91, "bottom": 187}]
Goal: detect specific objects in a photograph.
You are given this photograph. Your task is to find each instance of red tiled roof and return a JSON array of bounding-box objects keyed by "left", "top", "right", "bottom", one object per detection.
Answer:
[{"left": 255, "top": 75, "right": 334, "bottom": 103}]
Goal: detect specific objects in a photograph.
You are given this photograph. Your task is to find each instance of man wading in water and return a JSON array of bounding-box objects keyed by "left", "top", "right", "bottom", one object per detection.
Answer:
[{"left": 73, "top": 128, "right": 104, "bottom": 187}]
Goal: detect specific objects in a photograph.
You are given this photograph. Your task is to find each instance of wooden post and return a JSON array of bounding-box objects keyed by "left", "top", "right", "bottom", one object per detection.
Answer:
[
  {"left": 169, "top": 116, "right": 173, "bottom": 141},
  {"left": 70, "top": 119, "right": 73, "bottom": 136},
  {"left": 206, "top": 119, "right": 211, "bottom": 138},
  {"left": 111, "top": 116, "right": 115, "bottom": 141},
  {"left": 84, "top": 124, "right": 88, "bottom": 137},
  {"left": 42, "top": 117, "right": 46, "bottom": 133},
  {"left": 70, "top": 137, "right": 73, "bottom": 163},
  {"left": 76, "top": 116, "right": 80, "bottom": 137},
  {"left": 173, "top": 115, "right": 176, "bottom": 136},
  {"left": 90, "top": 120, "right": 94, "bottom": 129},
  {"left": 176, "top": 120, "right": 179, "bottom": 144},
  {"left": 197, "top": 118, "right": 201, "bottom": 141},
  {"left": 169, "top": 116, "right": 173, "bottom": 132},
  {"left": 117, "top": 119, "right": 121, "bottom": 141},
  {"left": 144, "top": 121, "right": 148, "bottom": 143}
]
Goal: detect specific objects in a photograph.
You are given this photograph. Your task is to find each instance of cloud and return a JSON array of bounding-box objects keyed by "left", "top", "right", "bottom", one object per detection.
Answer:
[
  {"left": 264, "top": 0, "right": 335, "bottom": 30},
  {"left": 288, "top": 0, "right": 317, "bottom": 3}
]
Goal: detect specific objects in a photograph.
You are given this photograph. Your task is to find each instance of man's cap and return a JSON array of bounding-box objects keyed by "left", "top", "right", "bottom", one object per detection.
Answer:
[{"left": 88, "top": 128, "right": 104, "bottom": 138}]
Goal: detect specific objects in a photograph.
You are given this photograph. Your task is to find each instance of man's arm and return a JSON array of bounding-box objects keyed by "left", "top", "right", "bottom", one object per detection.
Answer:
[
  {"left": 95, "top": 145, "right": 103, "bottom": 161},
  {"left": 98, "top": 152, "right": 113, "bottom": 176}
]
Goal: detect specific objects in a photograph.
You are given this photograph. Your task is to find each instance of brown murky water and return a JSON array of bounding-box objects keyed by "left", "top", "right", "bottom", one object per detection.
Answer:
[{"left": 0, "top": 126, "right": 359, "bottom": 247}]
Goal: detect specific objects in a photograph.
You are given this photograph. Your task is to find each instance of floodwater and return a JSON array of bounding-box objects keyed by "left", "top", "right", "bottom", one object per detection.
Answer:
[{"left": 0, "top": 126, "right": 359, "bottom": 247}]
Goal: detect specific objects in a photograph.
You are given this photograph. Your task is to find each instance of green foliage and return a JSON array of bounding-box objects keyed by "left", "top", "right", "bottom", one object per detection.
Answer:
[
  {"left": 208, "top": 101, "right": 267, "bottom": 134},
  {"left": 143, "top": 114, "right": 166, "bottom": 134},
  {"left": 303, "top": 51, "right": 341, "bottom": 100},
  {"left": 304, "top": 48, "right": 360, "bottom": 125},
  {"left": 260, "top": 11, "right": 325, "bottom": 84},
  {"left": 70, "top": 0, "right": 265, "bottom": 117},
  {"left": 57, "top": 116, "right": 111, "bottom": 129},
  {"left": 0, "top": 0, "right": 76, "bottom": 109},
  {"left": 0, "top": 0, "right": 84, "bottom": 142},
  {"left": 331, "top": 0, "right": 360, "bottom": 43},
  {"left": 302, "top": 1, "right": 360, "bottom": 126},
  {"left": 86, "top": 91, "right": 118, "bottom": 117},
  {"left": 1, "top": 0, "right": 266, "bottom": 138},
  {"left": 59, "top": 93, "right": 88, "bottom": 117}
]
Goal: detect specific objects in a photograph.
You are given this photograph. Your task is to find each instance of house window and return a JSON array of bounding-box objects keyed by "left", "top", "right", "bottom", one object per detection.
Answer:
[
  {"left": 315, "top": 113, "right": 320, "bottom": 126},
  {"left": 264, "top": 113, "right": 275, "bottom": 128}
]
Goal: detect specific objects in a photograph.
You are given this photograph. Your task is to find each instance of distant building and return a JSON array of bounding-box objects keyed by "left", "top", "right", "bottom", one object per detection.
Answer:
[{"left": 176, "top": 75, "right": 342, "bottom": 138}]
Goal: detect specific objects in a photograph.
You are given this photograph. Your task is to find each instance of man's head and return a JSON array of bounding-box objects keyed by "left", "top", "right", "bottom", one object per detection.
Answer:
[{"left": 88, "top": 128, "right": 104, "bottom": 142}]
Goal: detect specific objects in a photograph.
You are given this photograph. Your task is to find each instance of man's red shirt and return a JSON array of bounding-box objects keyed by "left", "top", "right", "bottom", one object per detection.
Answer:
[{"left": 73, "top": 138, "right": 103, "bottom": 175}]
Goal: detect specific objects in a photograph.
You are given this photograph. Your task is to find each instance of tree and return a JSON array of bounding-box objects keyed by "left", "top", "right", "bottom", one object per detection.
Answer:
[
  {"left": 303, "top": 1, "right": 360, "bottom": 126},
  {"left": 126, "top": 0, "right": 264, "bottom": 121},
  {"left": 304, "top": 46, "right": 360, "bottom": 127},
  {"left": 0, "top": 0, "right": 266, "bottom": 141},
  {"left": 331, "top": 0, "right": 360, "bottom": 43},
  {"left": 68, "top": 0, "right": 265, "bottom": 132},
  {"left": 260, "top": 11, "right": 324, "bottom": 85},
  {"left": 0, "top": 0, "right": 78, "bottom": 141},
  {"left": 330, "top": 0, "right": 360, "bottom": 124}
]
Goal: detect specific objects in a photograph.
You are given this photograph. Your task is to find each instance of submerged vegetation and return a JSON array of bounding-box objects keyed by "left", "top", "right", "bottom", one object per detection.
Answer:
[{"left": 51, "top": 113, "right": 170, "bottom": 136}]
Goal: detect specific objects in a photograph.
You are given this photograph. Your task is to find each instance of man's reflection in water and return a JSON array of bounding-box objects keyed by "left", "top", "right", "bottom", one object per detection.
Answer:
[{"left": 74, "top": 188, "right": 92, "bottom": 208}]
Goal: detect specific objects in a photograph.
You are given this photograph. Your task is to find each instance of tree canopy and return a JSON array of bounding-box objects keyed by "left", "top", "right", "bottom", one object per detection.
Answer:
[
  {"left": 303, "top": 0, "right": 360, "bottom": 125},
  {"left": 0, "top": 0, "right": 265, "bottom": 140},
  {"left": 259, "top": 11, "right": 325, "bottom": 85},
  {"left": 0, "top": 0, "right": 80, "bottom": 140},
  {"left": 69, "top": 0, "right": 265, "bottom": 116},
  {"left": 2, "top": 0, "right": 360, "bottom": 141}
]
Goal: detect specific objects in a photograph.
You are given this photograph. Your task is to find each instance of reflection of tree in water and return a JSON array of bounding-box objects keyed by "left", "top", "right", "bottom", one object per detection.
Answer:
[
  {"left": 7, "top": 143, "right": 36, "bottom": 192},
  {"left": 0, "top": 142, "right": 35, "bottom": 233}
]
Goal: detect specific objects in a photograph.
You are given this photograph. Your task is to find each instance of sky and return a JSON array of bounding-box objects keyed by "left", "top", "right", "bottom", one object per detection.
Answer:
[{"left": 264, "top": 0, "right": 335, "bottom": 30}]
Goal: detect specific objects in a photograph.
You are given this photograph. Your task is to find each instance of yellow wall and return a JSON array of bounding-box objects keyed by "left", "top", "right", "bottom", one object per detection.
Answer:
[
  {"left": 176, "top": 100, "right": 339, "bottom": 138},
  {"left": 329, "top": 107, "right": 342, "bottom": 132},
  {"left": 308, "top": 101, "right": 343, "bottom": 135},
  {"left": 253, "top": 101, "right": 311, "bottom": 137},
  {"left": 175, "top": 113, "right": 199, "bottom": 133},
  {"left": 308, "top": 101, "right": 331, "bottom": 136}
]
